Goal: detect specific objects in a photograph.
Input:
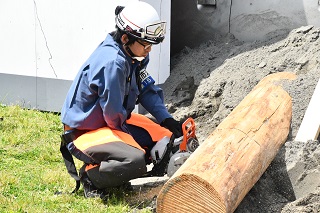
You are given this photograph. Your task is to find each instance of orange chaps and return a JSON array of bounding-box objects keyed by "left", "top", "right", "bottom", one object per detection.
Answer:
[{"left": 72, "top": 113, "right": 172, "bottom": 188}]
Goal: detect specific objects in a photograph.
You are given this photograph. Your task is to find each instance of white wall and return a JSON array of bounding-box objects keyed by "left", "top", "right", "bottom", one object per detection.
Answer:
[
  {"left": 0, "top": 0, "right": 170, "bottom": 111},
  {"left": 0, "top": 0, "right": 170, "bottom": 82},
  {"left": 3, "top": 0, "right": 320, "bottom": 111}
]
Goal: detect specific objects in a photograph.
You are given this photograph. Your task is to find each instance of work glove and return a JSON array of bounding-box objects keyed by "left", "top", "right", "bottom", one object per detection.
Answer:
[{"left": 160, "top": 117, "right": 183, "bottom": 138}]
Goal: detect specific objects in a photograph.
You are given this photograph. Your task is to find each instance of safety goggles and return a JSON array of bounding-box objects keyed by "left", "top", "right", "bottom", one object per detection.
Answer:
[
  {"left": 140, "top": 22, "right": 166, "bottom": 44},
  {"left": 145, "top": 22, "right": 166, "bottom": 38}
]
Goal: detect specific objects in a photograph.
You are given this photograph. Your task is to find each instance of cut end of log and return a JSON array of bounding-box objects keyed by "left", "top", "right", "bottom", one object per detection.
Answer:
[{"left": 157, "top": 174, "right": 226, "bottom": 213}]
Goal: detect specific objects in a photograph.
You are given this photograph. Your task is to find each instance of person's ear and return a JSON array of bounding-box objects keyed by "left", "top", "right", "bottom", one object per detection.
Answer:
[{"left": 121, "top": 34, "right": 129, "bottom": 45}]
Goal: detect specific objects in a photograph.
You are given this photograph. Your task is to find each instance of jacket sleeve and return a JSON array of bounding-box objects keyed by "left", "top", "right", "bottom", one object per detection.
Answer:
[
  {"left": 138, "top": 83, "right": 172, "bottom": 124},
  {"left": 90, "top": 59, "right": 130, "bottom": 133}
]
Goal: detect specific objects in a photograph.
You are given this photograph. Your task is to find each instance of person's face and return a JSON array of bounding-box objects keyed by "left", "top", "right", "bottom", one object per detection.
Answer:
[{"left": 129, "top": 39, "right": 152, "bottom": 57}]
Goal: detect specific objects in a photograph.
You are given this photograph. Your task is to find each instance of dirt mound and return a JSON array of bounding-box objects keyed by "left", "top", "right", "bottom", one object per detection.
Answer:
[{"left": 162, "top": 25, "right": 320, "bottom": 212}]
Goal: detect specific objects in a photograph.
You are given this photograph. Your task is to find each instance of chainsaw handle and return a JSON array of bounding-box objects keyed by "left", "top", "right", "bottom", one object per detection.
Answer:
[
  {"left": 142, "top": 134, "right": 175, "bottom": 178},
  {"left": 179, "top": 118, "right": 196, "bottom": 152}
]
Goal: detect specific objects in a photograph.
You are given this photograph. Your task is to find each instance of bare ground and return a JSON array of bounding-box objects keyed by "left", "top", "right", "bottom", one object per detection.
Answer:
[{"left": 131, "top": 25, "right": 320, "bottom": 212}]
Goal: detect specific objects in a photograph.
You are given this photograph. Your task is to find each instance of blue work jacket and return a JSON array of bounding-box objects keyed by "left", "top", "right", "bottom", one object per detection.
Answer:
[{"left": 61, "top": 33, "right": 171, "bottom": 133}]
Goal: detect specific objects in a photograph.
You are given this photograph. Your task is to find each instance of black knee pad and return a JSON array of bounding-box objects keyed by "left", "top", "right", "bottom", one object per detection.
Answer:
[{"left": 86, "top": 142, "right": 147, "bottom": 188}]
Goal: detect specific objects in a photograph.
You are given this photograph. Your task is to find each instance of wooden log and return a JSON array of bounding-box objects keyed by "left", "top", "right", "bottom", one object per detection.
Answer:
[{"left": 157, "top": 72, "right": 297, "bottom": 213}]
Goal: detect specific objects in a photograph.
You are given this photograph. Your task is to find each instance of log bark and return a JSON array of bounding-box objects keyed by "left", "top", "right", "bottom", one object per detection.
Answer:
[{"left": 157, "top": 72, "right": 297, "bottom": 213}]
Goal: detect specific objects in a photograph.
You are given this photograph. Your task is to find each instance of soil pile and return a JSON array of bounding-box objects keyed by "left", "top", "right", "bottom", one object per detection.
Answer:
[{"left": 162, "top": 25, "right": 320, "bottom": 212}]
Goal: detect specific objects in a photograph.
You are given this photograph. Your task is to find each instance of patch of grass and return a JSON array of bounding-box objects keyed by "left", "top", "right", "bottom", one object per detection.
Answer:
[{"left": 0, "top": 105, "right": 152, "bottom": 212}]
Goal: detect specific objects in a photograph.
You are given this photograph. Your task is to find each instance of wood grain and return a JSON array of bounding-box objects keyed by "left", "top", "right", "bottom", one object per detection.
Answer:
[{"left": 157, "top": 72, "right": 296, "bottom": 213}]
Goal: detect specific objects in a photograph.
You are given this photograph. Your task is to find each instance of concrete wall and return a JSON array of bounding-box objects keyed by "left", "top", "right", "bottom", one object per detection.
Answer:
[
  {"left": 0, "top": 73, "right": 71, "bottom": 111},
  {"left": 0, "top": 0, "right": 171, "bottom": 112},
  {"left": 171, "top": 0, "right": 320, "bottom": 55},
  {"left": 2, "top": 0, "right": 320, "bottom": 111}
]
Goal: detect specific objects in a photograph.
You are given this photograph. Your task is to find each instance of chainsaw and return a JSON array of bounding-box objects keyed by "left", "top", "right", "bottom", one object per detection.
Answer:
[{"left": 143, "top": 117, "right": 200, "bottom": 177}]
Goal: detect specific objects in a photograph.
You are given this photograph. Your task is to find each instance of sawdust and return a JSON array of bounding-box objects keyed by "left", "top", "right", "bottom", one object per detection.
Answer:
[
  {"left": 125, "top": 181, "right": 165, "bottom": 211},
  {"left": 158, "top": 25, "right": 320, "bottom": 212},
  {"left": 130, "top": 25, "right": 320, "bottom": 212}
]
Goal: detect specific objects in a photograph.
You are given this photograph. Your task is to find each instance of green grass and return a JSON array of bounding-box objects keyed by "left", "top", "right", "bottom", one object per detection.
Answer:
[{"left": 0, "top": 105, "right": 151, "bottom": 213}]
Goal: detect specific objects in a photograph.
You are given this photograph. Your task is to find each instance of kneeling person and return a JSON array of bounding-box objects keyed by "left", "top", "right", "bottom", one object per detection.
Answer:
[{"left": 60, "top": 2, "right": 183, "bottom": 198}]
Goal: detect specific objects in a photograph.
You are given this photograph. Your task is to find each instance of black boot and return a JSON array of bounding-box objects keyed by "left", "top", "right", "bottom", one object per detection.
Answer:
[
  {"left": 79, "top": 165, "right": 108, "bottom": 199},
  {"left": 82, "top": 178, "right": 108, "bottom": 199}
]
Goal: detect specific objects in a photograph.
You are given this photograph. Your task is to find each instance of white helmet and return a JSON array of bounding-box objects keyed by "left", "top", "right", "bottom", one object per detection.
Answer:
[{"left": 115, "top": 1, "right": 166, "bottom": 44}]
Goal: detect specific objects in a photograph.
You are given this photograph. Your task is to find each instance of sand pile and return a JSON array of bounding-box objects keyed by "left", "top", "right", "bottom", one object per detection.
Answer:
[{"left": 162, "top": 25, "right": 320, "bottom": 212}]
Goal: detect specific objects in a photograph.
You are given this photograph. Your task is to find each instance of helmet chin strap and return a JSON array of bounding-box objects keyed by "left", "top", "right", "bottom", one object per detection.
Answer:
[{"left": 124, "top": 45, "right": 145, "bottom": 62}]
